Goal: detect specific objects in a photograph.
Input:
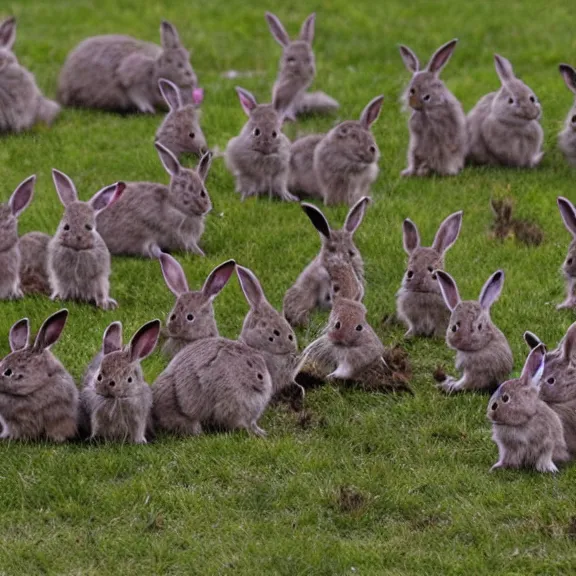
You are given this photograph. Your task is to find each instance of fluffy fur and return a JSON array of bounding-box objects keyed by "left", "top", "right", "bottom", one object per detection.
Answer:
[
  {"left": 557, "top": 197, "right": 576, "bottom": 309},
  {"left": 19, "top": 231, "right": 51, "bottom": 295},
  {"left": 559, "top": 64, "right": 576, "bottom": 166}
]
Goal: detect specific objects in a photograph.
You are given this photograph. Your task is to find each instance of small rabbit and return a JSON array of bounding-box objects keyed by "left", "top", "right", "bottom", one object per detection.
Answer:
[
  {"left": 96, "top": 142, "right": 212, "bottom": 257},
  {"left": 487, "top": 344, "right": 569, "bottom": 473},
  {"left": 155, "top": 78, "right": 207, "bottom": 159},
  {"left": 559, "top": 64, "right": 576, "bottom": 166},
  {"left": 58, "top": 20, "right": 197, "bottom": 113},
  {"left": 19, "top": 231, "right": 51, "bottom": 295},
  {"left": 398, "top": 39, "right": 466, "bottom": 177},
  {"left": 237, "top": 265, "right": 298, "bottom": 395},
  {"left": 289, "top": 96, "right": 383, "bottom": 206},
  {"left": 0, "top": 174, "right": 35, "bottom": 299},
  {"left": 467, "top": 54, "right": 543, "bottom": 168},
  {"left": 396, "top": 210, "right": 463, "bottom": 338},
  {"left": 435, "top": 269, "right": 513, "bottom": 393},
  {"left": 47, "top": 170, "right": 123, "bottom": 309},
  {"left": 0, "top": 310, "right": 78, "bottom": 442},
  {"left": 157, "top": 252, "right": 236, "bottom": 359},
  {"left": 265, "top": 12, "right": 338, "bottom": 120},
  {"left": 81, "top": 320, "right": 160, "bottom": 443},
  {"left": 283, "top": 197, "right": 368, "bottom": 327},
  {"left": 225, "top": 87, "right": 295, "bottom": 202},
  {"left": 557, "top": 197, "right": 576, "bottom": 309},
  {"left": 0, "top": 17, "right": 60, "bottom": 133}
]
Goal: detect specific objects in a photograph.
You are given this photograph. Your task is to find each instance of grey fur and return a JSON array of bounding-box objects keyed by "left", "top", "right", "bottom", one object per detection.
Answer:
[
  {"left": 557, "top": 197, "right": 576, "bottom": 309},
  {"left": 558, "top": 64, "right": 576, "bottom": 166},
  {"left": 19, "top": 231, "right": 51, "bottom": 295}
]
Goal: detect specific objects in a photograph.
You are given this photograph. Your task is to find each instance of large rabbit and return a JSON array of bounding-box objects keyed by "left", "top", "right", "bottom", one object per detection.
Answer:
[
  {"left": 155, "top": 78, "right": 207, "bottom": 159},
  {"left": 58, "top": 20, "right": 197, "bottom": 113},
  {"left": 487, "top": 345, "right": 569, "bottom": 473},
  {"left": 288, "top": 96, "right": 383, "bottom": 206},
  {"left": 156, "top": 252, "right": 236, "bottom": 359},
  {"left": 47, "top": 170, "right": 122, "bottom": 309},
  {"left": 0, "top": 17, "right": 60, "bottom": 133},
  {"left": 81, "top": 320, "right": 160, "bottom": 443},
  {"left": 557, "top": 197, "right": 576, "bottom": 309},
  {"left": 467, "top": 54, "right": 543, "bottom": 167},
  {"left": 396, "top": 211, "right": 463, "bottom": 338},
  {"left": 225, "top": 87, "right": 295, "bottom": 202},
  {"left": 265, "top": 12, "right": 338, "bottom": 120},
  {"left": 559, "top": 64, "right": 576, "bottom": 166},
  {"left": 0, "top": 310, "right": 78, "bottom": 442},
  {"left": 435, "top": 269, "right": 513, "bottom": 393},
  {"left": 398, "top": 39, "right": 467, "bottom": 177},
  {"left": 283, "top": 197, "right": 368, "bottom": 327},
  {"left": 96, "top": 142, "right": 212, "bottom": 257},
  {"left": 0, "top": 175, "right": 35, "bottom": 299}
]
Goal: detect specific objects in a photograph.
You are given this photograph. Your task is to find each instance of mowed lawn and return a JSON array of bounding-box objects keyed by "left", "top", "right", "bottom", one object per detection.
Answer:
[{"left": 2, "top": 0, "right": 576, "bottom": 573}]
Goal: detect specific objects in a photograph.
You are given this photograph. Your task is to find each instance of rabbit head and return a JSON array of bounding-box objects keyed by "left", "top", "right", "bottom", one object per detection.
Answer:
[
  {"left": 0, "top": 17, "right": 17, "bottom": 71},
  {"left": 155, "top": 142, "right": 212, "bottom": 217},
  {"left": 324, "top": 252, "right": 364, "bottom": 302},
  {"left": 237, "top": 265, "right": 297, "bottom": 355},
  {"left": 52, "top": 170, "right": 124, "bottom": 251},
  {"left": 155, "top": 21, "right": 197, "bottom": 90},
  {"left": 487, "top": 344, "right": 545, "bottom": 426},
  {"left": 326, "top": 297, "right": 369, "bottom": 348},
  {"left": 0, "top": 174, "right": 35, "bottom": 252},
  {"left": 399, "top": 39, "right": 458, "bottom": 112},
  {"left": 559, "top": 64, "right": 576, "bottom": 132},
  {"left": 93, "top": 320, "right": 160, "bottom": 399},
  {"left": 557, "top": 197, "right": 576, "bottom": 278},
  {"left": 437, "top": 269, "right": 505, "bottom": 352},
  {"left": 155, "top": 79, "right": 207, "bottom": 158},
  {"left": 491, "top": 54, "right": 541, "bottom": 122},
  {"left": 401, "top": 210, "right": 462, "bottom": 294},
  {"left": 159, "top": 252, "right": 235, "bottom": 342}
]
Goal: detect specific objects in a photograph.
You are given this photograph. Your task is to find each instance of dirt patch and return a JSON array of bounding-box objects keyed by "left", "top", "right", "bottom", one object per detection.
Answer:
[
  {"left": 490, "top": 197, "right": 544, "bottom": 247},
  {"left": 337, "top": 486, "right": 367, "bottom": 513}
]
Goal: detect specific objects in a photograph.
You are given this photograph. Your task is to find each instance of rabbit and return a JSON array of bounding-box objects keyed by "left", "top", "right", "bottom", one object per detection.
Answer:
[
  {"left": 225, "top": 87, "right": 295, "bottom": 202},
  {"left": 265, "top": 12, "right": 338, "bottom": 121},
  {"left": 487, "top": 344, "right": 569, "bottom": 473},
  {"left": 559, "top": 64, "right": 576, "bottom": 167},
  {"left": 47, "top": 170, "right": 123, "bottom": 309},
  {"left": 19, "top": 231, "right": 51, "bottom": 295},
  {"left": 398, "top": 39, "right": 467, "bottom": 177},
  {"left": 557, "top": 197, "right": 576, "bottom": 309},
  {"left": 467, "top": 54, "right": 543, "bottom": 168},
  {"left": 81, "top": 320, "right": 160, "bottom": 443},
  {"left": 96, "top": 142, "right": 212, "bottom": 257},
  {"left": 0, "top": 17, "right": 60, "bottom": 133},
  {"left": 0, "top": 310, "right": 78, "bottom": 442},
  {"left": 283, "top": 196, "right": 368, "bottom": 327},
  {"left": 288, "top": 96, "right": 384, "bottom": 206},
  {"left": 155, "top": 78, "right": 207, "bottom": 159},
  {"left": 236, "top": 265, "right": 298, "bottom": 396},
  {"left": 157, "top": 252, "right": 236, "bottom": 359},
  {"left": 58, "top": 20, "right": 197, "bottom": 113},
  {"left": 396, "top": 210, "right": 463, "bottom": 338},
  {"left": 435, "top": 269, "right": 513, "bottom": 393},
  {"left": 0, "top": 174, "right": 35, "bottom": 299}
]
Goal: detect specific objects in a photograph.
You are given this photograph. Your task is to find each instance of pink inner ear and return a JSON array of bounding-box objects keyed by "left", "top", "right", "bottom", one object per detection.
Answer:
[
  {"left": 192, "top": 87, "right": 204, "bottom": 106},
  {"left": 238, "top": 93, "right": 254, "bottom": 115},
  {"left": 110, "top": 182, "right": 126, "bottom": 206}
]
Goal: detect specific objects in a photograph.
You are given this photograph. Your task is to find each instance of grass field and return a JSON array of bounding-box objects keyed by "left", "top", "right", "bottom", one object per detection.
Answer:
[{"left": 2, "top": 0, "right": 576, "bottom": 573}]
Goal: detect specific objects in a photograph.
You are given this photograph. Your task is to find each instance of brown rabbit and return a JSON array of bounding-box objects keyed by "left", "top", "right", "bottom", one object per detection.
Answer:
[{"left": 556, "top": 197, "right": 576, "bottom": 309}]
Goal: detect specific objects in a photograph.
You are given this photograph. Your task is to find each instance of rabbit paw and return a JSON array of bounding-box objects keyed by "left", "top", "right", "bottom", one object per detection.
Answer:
[
  {"left": 557, "top": 297, "right": 576, "bottom": 310},
  {"left": 278, "top": 189, "right": 299, "bottom": 202},
  {"left": 535, "top": 459, "right": 559, "bottom": 474},
  {"left": 50, "top": 291, "right": 61, "bottom": 301},
  {"left": 490, "top": 461, "right": 509, "bottom": 471},
  {"left": 328, "top": 363, "right": 354, "bottom": 380},
  {"left": 250, "top": 422, "right": 267, "bottom": 437},
  {"left": 98, "top": 298, "right": 118, "bottom": 311},
  {"left": 134, "top": 436, "right": 147, "bottom": 445},
  {"left": 436, "top": 376, "right": 461, "bottom": 394},
  {"left": 530, "top": 152, "right": 544, "bottom": 167},
  {"left": 401, "top": 168, "right": 415, "bottom": 177}
]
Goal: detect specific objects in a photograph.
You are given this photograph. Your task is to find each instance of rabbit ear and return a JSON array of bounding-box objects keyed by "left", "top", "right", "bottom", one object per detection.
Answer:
[
  {"left": 237, "top": 266, "right": 267, "bottom": 309},
  {"left": 524, "top": 331, "right": 543, "bottom": 350},
  {"left": 399, "top": 45, "right": 419, "bottom": 73},
  {"left": 159, "top": 252, "right": 189, "bottom": 296},
  {"left": 494, "top": 54, "right": 515, "bottom": 85},
  {"left": 155, "top": 142, "right": 181, "bottom": 177},
  {"left": 202, "top": 259, "right": 236, "bottom": 301},
  {"left": 561, "top": 322, "right": 576, "bottom": 364},
  {"left": 479, "top": 270, "right": 505, "bottom": 310},
  {"left": 158, "top": 78, "right": 182, "bottom": 110},
  {"left": 359, "top": 95, "right": 384, "bottom": 129},
  {"left": 426, "top": 39, "right": 458, "bottom": 75},
  {"left": 160, "top": 20, "right": 180, "bottom": 50},
  {"left": 265, "top": 12, "right": 291, "bottom": 47},
  {"left": 34, "top": 309, "right": 68, "bottom": 351},
  {"left": 521, "top": 344, "right": 546, "bottom": 388},
  {"left": 0, "top": 17, "right": 16, "bottom": 50},
  {"left": 235, "top": 86, "right": 258, "bottom": 116},
  {"left": 52, "top": 169, "right": 78, "bottom": 206},
  {"left": 9, "top": 318, "right": 29, "bottom": 352},
  {"left": 196, "top": 151, "right": 213, "bottom": 182},
  {"left": 102, "top": 322, "right": 122, "bottom": 355},
  {"left": 432, "top": 210, "right": 463, "bottom": 254},
  {"left": 558, "top": 197, "right": 576, "bottom": 237},
  {"left": 129, "top": 320, "right": 161, "bottom": 363},
  {"left": 559, "top": 64, "right": 576, "bottom": 95},
  {"left": 299, "top": 13, "right": 315, "bottom": 44},
  {"left": 344, "top": 196, "right": 369, "bottom": 234},
  {"left": 301, "top": 203, "right": 330, "bottom": 239},
  {"left": 9, "top": 174, "right": 35, "bottom": 217},
  {"left": 90, "top": 182, "right": 126, "bottom": 212},
  {"left": 436, "top": 270, "right": 461, "bottom": 311},
  {"left": 402, "top": 219, "right": 420, "bottom": 254}
]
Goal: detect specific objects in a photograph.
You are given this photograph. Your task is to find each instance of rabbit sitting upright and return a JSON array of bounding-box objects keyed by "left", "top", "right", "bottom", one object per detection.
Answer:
[
  {"left": 558, "top": 64, "right": 576, "bottom": 167},
  {"left": 556, "top": 197, "right": 576, "bottom": 309},
  {"left": 435, "top": 269, "right": 513, "bottom": 393}
]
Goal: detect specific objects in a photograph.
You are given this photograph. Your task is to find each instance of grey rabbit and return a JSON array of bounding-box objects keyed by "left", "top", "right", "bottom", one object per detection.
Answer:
[
  {"left": 559, "top": 64, "right": 576, "bottom": 167},
  {"left": 0, "top": 310, "right": 78, "bottom": 442},
  {"left": 19, "top": 231, "right": 51, "bottom": 296},
  {"left": 557, "top": 196, "right": 576, "bottom": 309}
]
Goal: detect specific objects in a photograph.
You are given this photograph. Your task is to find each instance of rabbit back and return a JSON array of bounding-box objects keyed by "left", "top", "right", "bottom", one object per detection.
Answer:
[
  {"left": 0, "top": 237, "right": 19, "bottom": 299},
  {"left": 550, "top": 400, "right": 576, "bottom": 458},
  {"left": 396, "top": 290, "right": 449, "bottom": 338},
  {"left": 19, "top": 231, "right": 51, "bottom": 295},
  {"left": 288, "top": 134, "right": 323, "bottom": 198}
]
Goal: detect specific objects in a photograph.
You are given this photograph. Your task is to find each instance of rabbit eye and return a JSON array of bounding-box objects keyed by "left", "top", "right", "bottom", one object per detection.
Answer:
[
  {"left": 189, "top": 132, "right": 195, "bottom": 139},
  {"left": 170, "top": 314, "right": 176, "bottom": 321},
  {"left": 63, "top": 224, "right": 70, "bottom": 231},
  {"left": 187, "top": 314, "right": 194, "bottom": 321},
  {"left": 568, "top": 258, "right": 573, "bottom": 266},
  {"left": 257, "top": 373, "right": 263, "bottom": 380},
  {"left": 127, "top": 377, "right": 133, "bottom": 384},
  {"left": 529, "top": 95, "right": 536, "bottom": 103},
  {"left": 547, "top": 377, "right": 555, "bottom": 385},
  {"left": 3, "top": 368, "right": 12, "bottom": 377},
  {"left": 406, "top": 270, "right": 414, "bottom": 279},
  {"left": 369, "top": 146, "right": 376, "bottom": 154},
  {"left": 423, "top": 94, "right": 431, "bottom": 102},
  {"left": 571, "top": 115, "right": 576, "bottom": 124},
  {"left": 333, "top": 285, "right": 340, "bottom": 293},
  {"left": 431, "top": 273, "right": 437, "bottom": 280},
  {"left": 355, "top": 325, "right": 363, "bottom": 332},
  {"left": 253, "top": 128, "right": 261, "bottom": 137},
  {"left": 427, "top": 266, "right": 433, "bottom": 273},
  {"left": 85, "top": 224, "right": 93, "bottom": 231},
  {"left": 409, "top": 88, "right": 415, "bottom": 96},
  {"left": 200, "top": 189, "right": 206, "bottom": 198},
  {"left": 97, "top": 374, "right": 103, "bottom": 381},
  {"left": 335, "top": 321, "right": 341, "bottom": 330},
  {"left": 177, "top": 62, "right": 183, "bottom": 69},
  {"left": 451, "top": 323, "right": 460, "bottom": 332},
  {"left": 288, "top": 334, "right": 294, "bottom": 341},
  {"left": 502, "top": 394, "right": 510, "bottom": 403},
  {"left": 478, "top": 323, "right": 483, "bottom": 331},
  {"left": 491, "top": 402, "right": 498, "bottom": 411},
  {"left": 272, "top": 131, "right": 278, "bottom": 139},
  {"left": 508, "top": 97, "right": 514, "bottom": 105},
  {"left": 349, "top": 250, "right": 356, "bottom": 257}
]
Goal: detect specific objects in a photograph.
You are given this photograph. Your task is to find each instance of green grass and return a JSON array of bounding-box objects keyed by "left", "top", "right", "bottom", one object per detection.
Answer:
[{"left": 2, "top": 0, "right": 576, "bottom": 573}]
